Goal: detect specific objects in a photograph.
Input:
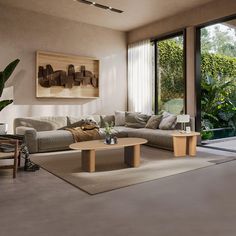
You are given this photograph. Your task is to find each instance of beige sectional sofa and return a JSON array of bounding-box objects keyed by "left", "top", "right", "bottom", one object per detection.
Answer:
[{"left": 14, "top": 114, "right": 194, "bottom": 153}]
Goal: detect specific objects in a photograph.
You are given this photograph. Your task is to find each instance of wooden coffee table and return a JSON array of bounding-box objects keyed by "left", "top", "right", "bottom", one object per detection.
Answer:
[
  {"left": 69, "top": 137, "right": 147, "bottom": 172},
  {"left": 172, "top": 132, "right": 200, "bottom": 157}
]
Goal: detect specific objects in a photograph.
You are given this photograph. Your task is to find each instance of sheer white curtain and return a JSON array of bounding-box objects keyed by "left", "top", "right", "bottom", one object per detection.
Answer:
[{"left": 128, "top": 39, "right": 153, "bottom": 114}]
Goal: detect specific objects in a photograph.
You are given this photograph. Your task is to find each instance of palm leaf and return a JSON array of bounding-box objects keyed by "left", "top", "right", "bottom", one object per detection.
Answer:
[
  {"left": 0, "top": 100, "right": 13, "bottom": 112},
  {"left": 0, "top": 72, "right": 4, "bottom": 98},
  {"left": 3, "top": 59, "right": 20, "bottom": 82},
  {"left": 0, "top": 59, "right": 20, "bottom": 97}
]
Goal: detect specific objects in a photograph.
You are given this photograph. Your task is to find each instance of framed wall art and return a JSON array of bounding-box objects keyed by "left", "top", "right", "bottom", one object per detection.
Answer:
[{"left": 36, "top": 51, "right": 99, "bottom": 98}]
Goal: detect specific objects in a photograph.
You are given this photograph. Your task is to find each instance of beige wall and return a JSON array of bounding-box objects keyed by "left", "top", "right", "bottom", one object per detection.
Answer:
[
  {"left": 0, "top": 5, "right": 127, "bottom": 132},
  {"left": 128, "top": 0, "right": 236, "bottom": 120},
  {"left": 128, "top": 0, "right": 236, "bottom": 43}
]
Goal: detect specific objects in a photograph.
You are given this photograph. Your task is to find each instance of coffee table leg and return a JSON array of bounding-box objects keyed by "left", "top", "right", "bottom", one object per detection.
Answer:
[
  {"left": 81, "top": 150, "right": 95, "bottom": 172},
  {"left": 188, "top": 136, "right": 197, "bottom": 156},
  {"left": 173, "top": 136, "right": 187, "bottom": 157},
  {"left": 124, "top": 145, "right": 140, "bottom": 167}
]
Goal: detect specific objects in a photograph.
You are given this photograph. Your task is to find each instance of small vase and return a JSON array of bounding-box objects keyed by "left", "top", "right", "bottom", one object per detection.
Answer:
[{"left": 105, "top": 135, "right": 112, "bottom": 144}]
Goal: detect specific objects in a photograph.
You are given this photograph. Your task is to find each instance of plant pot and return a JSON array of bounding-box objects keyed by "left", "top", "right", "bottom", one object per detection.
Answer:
[
  {"left": 0, "top": 123, "right": 8, "bottom": 135},
  {"left": 105, "top": 135, "right": 112, "bottom": 144}
]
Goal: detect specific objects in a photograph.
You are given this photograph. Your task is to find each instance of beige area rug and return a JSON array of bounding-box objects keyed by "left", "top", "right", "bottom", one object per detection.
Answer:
[{"left": 30, "top": 146, "right": 229, "bottom": 195}]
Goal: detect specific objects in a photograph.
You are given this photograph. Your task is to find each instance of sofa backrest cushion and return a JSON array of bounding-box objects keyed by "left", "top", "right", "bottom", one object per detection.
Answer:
[
  {"left": 100, "top": 115, "right": 115, "bottom": 128},
  {"left": 14, "top": 116, "right": 67, "bottom": 132},
  {"left": 125, "top": 112, "right": 150, "bottom": 128},
  {"left": 114, "top": 111, "right": 126, "bottom": 126}
]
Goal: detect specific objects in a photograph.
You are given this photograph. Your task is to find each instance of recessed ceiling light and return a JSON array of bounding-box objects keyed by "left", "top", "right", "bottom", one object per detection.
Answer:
[{"left": 77, "top": 0, "right": 124, "bottom": 13}]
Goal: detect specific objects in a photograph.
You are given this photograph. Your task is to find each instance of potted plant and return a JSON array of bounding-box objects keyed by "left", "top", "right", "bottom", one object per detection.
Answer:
[
  {"left": 0, "top": 59, "right": 20, "bottom": 134},
  {"left": 104, "top": 121, "right": 116, "bottom": 144}
]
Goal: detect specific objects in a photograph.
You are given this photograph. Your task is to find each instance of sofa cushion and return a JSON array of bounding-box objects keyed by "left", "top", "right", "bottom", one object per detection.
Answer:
[
  {"left": 159, "top": 112, "right": 177, "bottom": 130},
  {"left": 125, "top": 112, "right": 149, "bottom": 128},
  {"left": 145, "top": 115, "right": 163, "bottom": 129},
  {"left": 127, "top": 128, "right": 174, "bottom": 150},
  {"left": 114, "top": 111, "right": 125, "bottom": 126},
  {"left": 14, "top": 116, "right": 67, "bottom": 132},
  {"left": 100, "top": 115, "right": 115, "bottom": 128},
  {"left": 37, "top": 130, "right": 74, "bottom": 152}
]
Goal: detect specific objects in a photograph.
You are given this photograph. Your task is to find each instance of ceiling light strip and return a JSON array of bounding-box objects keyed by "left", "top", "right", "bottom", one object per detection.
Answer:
[
  {"left": 77, "top": 0, "right": 91, "bottom": 5},
  {"left": 77, "top": 0, "right": 124, "bottom": 13}
]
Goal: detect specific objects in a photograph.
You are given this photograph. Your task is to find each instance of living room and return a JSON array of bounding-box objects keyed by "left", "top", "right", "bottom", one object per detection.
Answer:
[{"left": 0, "top": 0, "right": 236, "bottom": 235}]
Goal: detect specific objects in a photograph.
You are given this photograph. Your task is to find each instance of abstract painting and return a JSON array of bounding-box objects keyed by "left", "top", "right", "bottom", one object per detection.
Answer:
[{"left": 36, "top": 51, "right": 99, "bottom": 98}]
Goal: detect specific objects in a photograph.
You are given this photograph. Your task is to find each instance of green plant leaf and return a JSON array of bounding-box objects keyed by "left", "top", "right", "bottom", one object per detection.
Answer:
[
  {"left": 0, "top": 59, "right": 20, "bottom": 97},
  {"left": 0, "top": 100, "right": 13, "bottom": 112},
  {"left": 3, "top": 59, "right": 20, "bottom": 82},
  {"left": 0, "top": 72, "right": 4, "bottom": 98}
]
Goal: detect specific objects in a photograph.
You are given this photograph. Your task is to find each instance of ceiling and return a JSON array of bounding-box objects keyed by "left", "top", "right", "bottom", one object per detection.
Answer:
[{"left": 0, "top": 0, "right": 216, "bottom": 31}]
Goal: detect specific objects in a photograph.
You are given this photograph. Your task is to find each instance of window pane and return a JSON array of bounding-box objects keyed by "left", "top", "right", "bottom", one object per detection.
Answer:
[
  {"left": 156, "top": 35, "right": 185, "bottom": 114},
  {"left": 200, "top": 22, "right": 236, "bottom": 141}
]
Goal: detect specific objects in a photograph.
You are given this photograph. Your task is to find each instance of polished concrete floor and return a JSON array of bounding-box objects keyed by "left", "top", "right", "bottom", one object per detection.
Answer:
[
  {"left": 206, "top": 137, "right": 236, "bottom": 152},
  {"left": 0, "top": 147, "right": 236, "bottom": 236}
]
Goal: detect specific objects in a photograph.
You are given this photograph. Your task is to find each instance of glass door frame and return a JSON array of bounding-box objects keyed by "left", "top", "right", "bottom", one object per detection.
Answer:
[
  {"left": 195, "top": 13, "right": 236, "bottom": 134},
  {"left": 152, "top": 29, "right": 187, "bottom": 114}
]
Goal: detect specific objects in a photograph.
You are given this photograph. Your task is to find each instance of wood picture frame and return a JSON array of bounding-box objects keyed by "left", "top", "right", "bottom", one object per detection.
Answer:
[{"left": 36, "top": 51, "right": 99, "bottom": 98}]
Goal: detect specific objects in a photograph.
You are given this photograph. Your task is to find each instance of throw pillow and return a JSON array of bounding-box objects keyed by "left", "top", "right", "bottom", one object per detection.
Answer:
[
  {"left": 159, "top": 111, "right": 177, "bottom": 130},
  {"left": 145, "top": 114, "right": 163, "bottom": 129},
  {"left": 114, "top": 111, "right": 126, "bottom": 126},
  {"left": 125, "top": 112, "right": 150, "bottom": 128},
  {"left": 100, "top": 115, "right": 115, "bottom": 128}
]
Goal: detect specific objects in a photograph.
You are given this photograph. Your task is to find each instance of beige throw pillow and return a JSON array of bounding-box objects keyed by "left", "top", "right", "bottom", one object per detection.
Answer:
[
  {"left": 159, "top": 111, "right": 177, "bottom": 130},
  {"left": 145, "top": 115, "right": 163, "bottom": 129},
  {"left": 125, "top": 112, "right": 150, "bottom": 128},
  {"left": 115, "top": 111, "right": 126, "bottom": 126},
  {"left": 100, "top": 115, "right": 115, "bottom": 128}
]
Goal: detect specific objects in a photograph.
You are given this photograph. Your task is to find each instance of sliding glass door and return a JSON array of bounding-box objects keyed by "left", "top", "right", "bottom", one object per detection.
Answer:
[
  {"left": 154, "top": 32, "right": 185, "bottom": 114},
  {"left": 197, "top": 20, "right": 236, "bottom": 143}
]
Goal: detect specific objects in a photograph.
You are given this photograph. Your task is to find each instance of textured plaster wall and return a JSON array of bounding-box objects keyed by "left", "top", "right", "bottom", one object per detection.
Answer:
[
  {"left": 128, "top": 0, "right": 236, "bottom": 118},
  {"left": 0, "top": 5, "right": 127, "bottom": 132}
]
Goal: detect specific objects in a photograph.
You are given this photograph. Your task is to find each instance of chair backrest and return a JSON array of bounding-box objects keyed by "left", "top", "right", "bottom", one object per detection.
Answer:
[
  {"left": 0, "top": 139, "right": 19, "bottom": 178},
  {"left": 0, "top": 139, "right": 19, "bottom": 157}
]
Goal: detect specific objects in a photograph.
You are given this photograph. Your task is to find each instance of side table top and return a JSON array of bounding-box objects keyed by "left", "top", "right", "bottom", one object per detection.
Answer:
[
  {"left": 171, "top": 131, "right": 201, "bottom": 137},
  {"left": 70, "top": 137, "right": 147, "bottom": 151}
]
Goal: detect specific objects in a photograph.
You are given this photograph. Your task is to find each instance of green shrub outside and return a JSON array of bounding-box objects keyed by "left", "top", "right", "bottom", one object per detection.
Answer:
[{"left": 158, "top": 40, "right": 236, "bottom": 139}]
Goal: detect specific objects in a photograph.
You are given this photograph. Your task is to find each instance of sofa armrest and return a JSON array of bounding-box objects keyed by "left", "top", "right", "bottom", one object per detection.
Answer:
[
  {"left": 15, "top": 126, "right": 36, "bottom": 135},
  {"left": 16, "top": 126, "right": 38, "bottom": 153}
]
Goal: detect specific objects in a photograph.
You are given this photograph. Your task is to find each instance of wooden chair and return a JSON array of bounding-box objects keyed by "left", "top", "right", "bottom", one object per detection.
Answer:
[{"left": 0, "top": 139, "right": 20, "bottom": 178}]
